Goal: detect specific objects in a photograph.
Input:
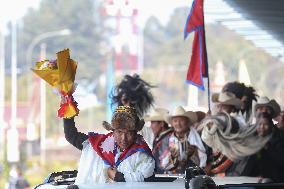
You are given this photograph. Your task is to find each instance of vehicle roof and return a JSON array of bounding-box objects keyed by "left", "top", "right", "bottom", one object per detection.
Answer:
[
  {"left": 212, "top": 176, "right": 260, "bottom": 185},
  {"left": 35, "top": 177, "right": 264, "bottom": 189}
]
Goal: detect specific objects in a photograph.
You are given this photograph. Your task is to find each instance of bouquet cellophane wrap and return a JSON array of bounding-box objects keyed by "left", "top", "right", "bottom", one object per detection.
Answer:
[{"left": 31, "top": 48, "right": 79, "bottom": 118}]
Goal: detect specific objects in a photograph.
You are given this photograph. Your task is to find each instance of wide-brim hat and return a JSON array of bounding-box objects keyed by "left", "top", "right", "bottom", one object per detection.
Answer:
[
  {"left": 212, "top": 92, "right": 242, "bottom": 110},
  {"left": 144, "top": 107, "right": 169, "bottom": 123},
  {"left": 167, "top": 106, "right": 198, "bottom": 123},
  {"left": 102, "top": 106, "right": 144, "bottom": 131},
  {"left": 254, "top": 96, "right": 280, "bottom": 118}
]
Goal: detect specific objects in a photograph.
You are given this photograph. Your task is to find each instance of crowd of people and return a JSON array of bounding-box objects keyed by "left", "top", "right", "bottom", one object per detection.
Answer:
[{"left": 61, "top": 74, "right": 284, "bottom": 188}]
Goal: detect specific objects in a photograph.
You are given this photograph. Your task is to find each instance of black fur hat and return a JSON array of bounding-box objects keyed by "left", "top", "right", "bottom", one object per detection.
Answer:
[{"left": 110, "top": 74, "right": 155, "bottom": 117}]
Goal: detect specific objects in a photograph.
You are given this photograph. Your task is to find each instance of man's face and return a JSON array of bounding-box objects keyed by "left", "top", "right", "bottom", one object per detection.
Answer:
[
  {"left": 171, "top": 116, "right": 190, "bottom": 134},
  {"left": 276, "top": 111, "right": 284, "bottom": 129},
  {"left": 217, "top": 104, "right": 235, "bottom": 114},
  {"left": 256, "top": 117, "right": 272, "bottom": 137},
  {"left": 256, "top": 106, "right": 273, "bottom": 117},
  {"left": 150, "top": 121, "right": 164, "bottom": 137},
  {"left": 113, "top": 128, "right": 136, "bottom": 150}
]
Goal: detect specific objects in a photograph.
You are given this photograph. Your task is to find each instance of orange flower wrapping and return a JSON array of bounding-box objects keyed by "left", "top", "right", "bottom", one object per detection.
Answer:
[{"left": 31, "top": 48, "right": 80, "bottom": 118}]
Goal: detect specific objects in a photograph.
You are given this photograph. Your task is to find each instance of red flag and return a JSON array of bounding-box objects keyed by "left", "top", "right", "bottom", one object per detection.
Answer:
[{"left": 184, "top": 0, "right": 208, "bottom": 90}]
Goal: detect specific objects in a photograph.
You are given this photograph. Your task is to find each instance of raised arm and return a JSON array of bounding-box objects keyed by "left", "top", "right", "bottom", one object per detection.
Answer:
[{"left": 63, "top": 118, "right": 88, "bottom": 150}]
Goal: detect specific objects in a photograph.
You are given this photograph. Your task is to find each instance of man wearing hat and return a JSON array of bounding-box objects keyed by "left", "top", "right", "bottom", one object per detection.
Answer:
[
  {"left": 212, "top": 91, "right": 247, "bottom": 130},
  {"left": 200, "top": 92, "right": 251, "bottom": 176},
  {"left": 221, "top": 81, "right": 258, "bottom": 123},
  {"left": 254, "top": 96, "right": 280, "bottom": 119},
  {"left": 243, "top": 111, "right": 284, "bottom": 182},
  {"left": 144, "top": 107, "right": 173, "bottom": 173},
  {"left": 200, "top": 112, "right": 272, "bottom": 177},
  {"left": 158, "top": 106, "right": 207, "bottom": 174},
  {"left": 212, "top": 91, "right": 242, "bottom": 115},
  {"left": 63, "top": 106, "right": 155, "bottom": 186}
]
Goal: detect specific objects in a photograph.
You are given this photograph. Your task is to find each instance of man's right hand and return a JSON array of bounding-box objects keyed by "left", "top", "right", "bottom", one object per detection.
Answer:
[{"left": 170, "top": 147, "right": 178, "bottom": 158}]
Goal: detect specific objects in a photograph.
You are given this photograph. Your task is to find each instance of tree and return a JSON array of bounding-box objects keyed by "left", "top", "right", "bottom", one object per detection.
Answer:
[
  {"left": 14, "top": 0, "right": 112, "bottom": 136},
  {"left": 142, "top": 6, "right": 281, "bottom": 108},
  {"left": 18, "top": 0, "right": 109, "bottom": 79}
]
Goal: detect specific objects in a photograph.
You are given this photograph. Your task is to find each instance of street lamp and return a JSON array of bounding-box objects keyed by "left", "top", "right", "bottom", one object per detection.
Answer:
[
  {"left": 27, "top": 29, "right": 71, "bottom": 98},
  {"left": 26, "top": 29, "right": 71, "bottom": 66},
  {"left": 26, "top": 29, "right": 71, "bottom": 164}
]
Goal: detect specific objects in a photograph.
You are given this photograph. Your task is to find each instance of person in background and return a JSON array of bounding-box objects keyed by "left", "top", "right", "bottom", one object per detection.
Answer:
[
  {"left": 7, "top": 165, "right": 30, "bottom": 189},
  {"left": 110, "top": 73, "right": 156, "bottom": 145},
  {"left": 243, "top": 112, "right": 284, "bottom": 182},
  {"left": 192, "top": 110, "right": 206, "bottom": 134},
  {"left": 212, "top": 92, "right": 242, "bottom": 114},
  {"left": 110, "top": 74, "right": 155, "bottom": 118},
  {"left": 159, "top": 106, "right": 207, "bottom": 174},
  {"left": 221, "top": 81, "right": 258, "bottom": 123},
  {"left": 211, "top": 91, "right": 246, "bottom": 130},
  {"left": 201, "top": 112, "right": 271, "bottom": 177},
  {"left": 144, "top": 107, "right": 173, "bottom": 173},
  {"left": 254, "top": 96, "right": 280, "bottom": 120},
  {"left": 275, "top": 106, "right": 284, "bottom": 131},
  {"left": 202, "top": 91, "right": 244, "bottom": 176},
  {"left": 63, "top": 106, "right": 155, "bottom": 188}
]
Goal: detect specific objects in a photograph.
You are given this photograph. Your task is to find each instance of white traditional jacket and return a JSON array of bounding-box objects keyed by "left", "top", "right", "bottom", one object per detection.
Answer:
[{"left": 75, "top": 135, "right": 155, "bottom": 186}]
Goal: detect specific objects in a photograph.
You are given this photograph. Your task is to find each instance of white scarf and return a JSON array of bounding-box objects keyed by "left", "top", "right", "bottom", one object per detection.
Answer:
[{"left": 201, "top": 113, "right": 271, "bottom": 161}]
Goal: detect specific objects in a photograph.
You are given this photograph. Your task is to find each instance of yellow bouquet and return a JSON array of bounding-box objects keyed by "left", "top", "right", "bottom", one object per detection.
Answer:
[{"left": 31, "top": 48, "right": 79, "bottom": 118}]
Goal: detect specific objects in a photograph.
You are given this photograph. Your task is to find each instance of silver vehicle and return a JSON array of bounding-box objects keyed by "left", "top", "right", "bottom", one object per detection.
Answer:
[{"left": 34, "top": 166, "right": 284, "bottom": 189}]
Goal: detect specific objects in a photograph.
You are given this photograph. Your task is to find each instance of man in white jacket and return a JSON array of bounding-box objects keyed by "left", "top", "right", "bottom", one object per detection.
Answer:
[{"left": 63, "top": 106, "right": 155, "bottom": 188}]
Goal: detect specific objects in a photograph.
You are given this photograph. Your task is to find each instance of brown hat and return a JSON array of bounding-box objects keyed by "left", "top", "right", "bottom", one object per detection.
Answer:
[
  {"left": 195, "top": 111, "right": 206, "bottom": 122},
  {"left": 102, "top": 106, "right": 144, "bottom": 131},
  {"left": 144, "top": 107, "right": 169, "bottom": 123},
  {"left": 168, "top": 106, "right": 198, "bottom": 123},
  {"left": 212, "top": 92, "right": 242, "bottom": 110},
  {"left": 254, "top": 96, "right": 280, "bottom": 118}
]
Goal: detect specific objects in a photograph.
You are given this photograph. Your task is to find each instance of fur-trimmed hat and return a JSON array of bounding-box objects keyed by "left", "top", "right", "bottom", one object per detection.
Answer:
[{"left": 102, "top": 106, "right": 145, "bottom": 131}]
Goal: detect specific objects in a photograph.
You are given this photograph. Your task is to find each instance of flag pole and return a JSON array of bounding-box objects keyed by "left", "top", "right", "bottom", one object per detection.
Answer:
[
  {"left": 203, "top": 0, "right": 211, "bottom": 113},
  {"left": 204, "top": 28, "right": 211, "bottom": 113},
  {"left": 207, "top": 76, "right": 211, "bottom": 113},
  {"left": 184, "top": 0, "right": 211, "bottom": 112}
]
